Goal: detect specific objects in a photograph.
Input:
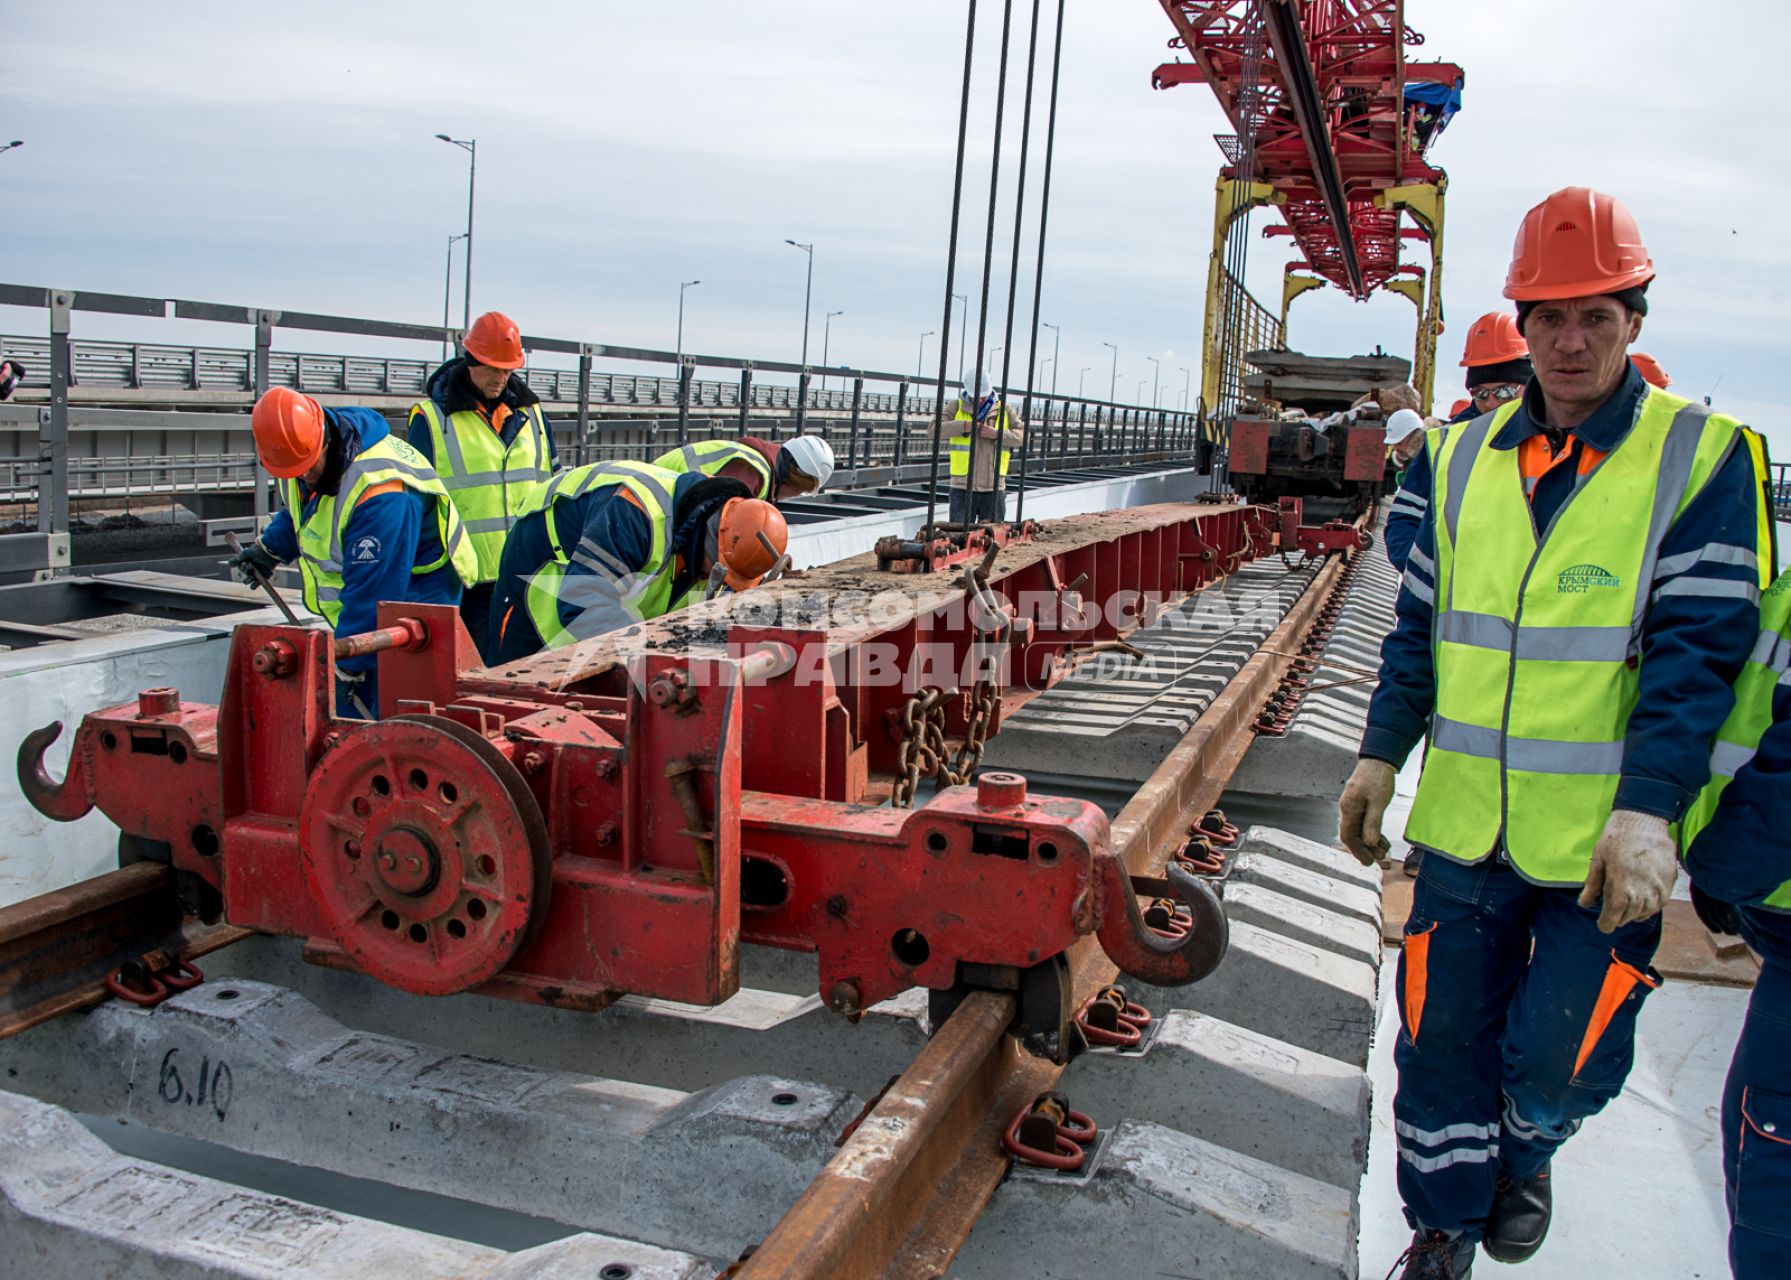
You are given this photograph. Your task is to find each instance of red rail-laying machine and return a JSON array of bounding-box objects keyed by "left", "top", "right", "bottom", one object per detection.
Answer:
[{"left": 18, "top": 504, "right": 1279, "bottom": 1056}]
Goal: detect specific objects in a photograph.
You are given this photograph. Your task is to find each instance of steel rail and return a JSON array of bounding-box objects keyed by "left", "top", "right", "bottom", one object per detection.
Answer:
[
  {"left": 738, "top": 547, "right": 1352, "bottom": 1280},
  {"left": 0, "top": 862, "right": 251, "bottom": 1041}
]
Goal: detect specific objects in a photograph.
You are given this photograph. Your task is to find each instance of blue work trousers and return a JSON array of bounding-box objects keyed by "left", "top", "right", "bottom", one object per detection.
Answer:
[
  {"left": 1725, "top": 909, "right": 1791, "bottom": 1279},
  {"left": 1393, "top": 851, "right": 1663, "bottom": 1240},
  {"left": 948, "top": 487, "right": 1005, "bottom": 525}
]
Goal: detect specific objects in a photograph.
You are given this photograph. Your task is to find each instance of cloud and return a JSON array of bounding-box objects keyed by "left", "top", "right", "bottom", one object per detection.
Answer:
[{"left": 0, "top": 0, "right": 1783, "bottom": 455}]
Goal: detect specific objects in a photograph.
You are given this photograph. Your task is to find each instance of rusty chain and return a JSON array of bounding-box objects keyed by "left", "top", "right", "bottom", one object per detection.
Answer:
[{"left": 893, "top": 688, "right": 956, "bottom": 808}]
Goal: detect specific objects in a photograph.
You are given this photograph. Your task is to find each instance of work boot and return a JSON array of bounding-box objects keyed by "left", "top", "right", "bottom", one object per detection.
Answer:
[
  {"left": 1483, "top": 1165, "right": 1552, "bottom": 1262},
  {"left": 1403, "top": 846, "right": 1425, "bottom": 877},
  {"left": 1388, "top": 1229, "right": 1474, "bottom": 1279}
]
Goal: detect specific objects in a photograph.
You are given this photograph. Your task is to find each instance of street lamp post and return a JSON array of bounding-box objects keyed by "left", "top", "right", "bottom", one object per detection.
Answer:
[
  {"left": 1078, "top": 366, "right": 1091, "bottom": 398},
  {"left": 1179, "top": 366, "right": 1192, "bottom": 410},
  {"left": 917, "top": 331, "right": 936, "bottom": 378},
  {"left": 1147, "top": 355, "right": 1161, "bottom": 409},
  {"left": 0, "top": 141, "right": 23, "bottom": 157},
  {"left": 821, "top": 310, "right": 844, "bottom": 394},
  {"left": 1039, "top": 357, "right": 1053, "bottom": 388},
  {"left": 1041, "top": 322, "right": 1061, "bottom": 402},
  {"left": 1137, "top": 379, "right": 1148, "bottom": 404},
  {"left": 785, "top": 240, "right": 815, "bottom": 371},
  {"left": 1102, "top": 342, "right": 1119, "bottom": 404},
  {"left": 989, "top": 347, "right": 1003, "bottom": 387},
  {"left": 677, "top": 279, "right": 702, "bottom": 378},
  {"left": 442, "top": 232, "right": 469, "bottom": 360},
  {"left": 434, "top": 135, "right": 476, "bottom": 328}
]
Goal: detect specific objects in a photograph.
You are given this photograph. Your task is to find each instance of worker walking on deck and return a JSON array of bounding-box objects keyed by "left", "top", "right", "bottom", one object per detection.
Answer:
[
  {"left": 485, "top": 460, "right": 788, "bottom": 664},
  {"left": 1338, "top": 187, "right": 1773, "bottom": 1279},
  {"left": 408, "top": 311, "right": 559, "bottom": 663},
  {"left": 1679, "top": 568, "right": 1791, "bottom": 1280},
  {"left": 945, "top": 371, "right": 1025, "bottom": 525},
  {"left": 1386, "top": 313, "right": 1535, "bottom": 574},
  {"left": 651, "top": 433, "right": 834, "bottom": 503},
  {"left": 230, "top": 388, "right": 477, "bottom": 719}
]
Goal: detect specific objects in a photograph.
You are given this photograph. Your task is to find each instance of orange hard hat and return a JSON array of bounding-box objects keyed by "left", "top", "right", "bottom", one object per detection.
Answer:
[
  {"left": 716, "top": 497, "right": 789, "bottom": 591},
  {"left": 1449, "top": 398, "right": 1472, "bottom": 418},
  {"left": 1630, "top": 352, "right": 1671, "bottom": 388},
  {"left": 1504, "top": 187, "right": 1655, "bottom": 302},
  {"left": 251, "top": 387, "right": 328, "bottom": 478},
  {"left": 1459, "top": 312, "right": 1528, "bottom": 367},
  {"left": 463, "top": 311, "right": 526, "bottom": 370}
]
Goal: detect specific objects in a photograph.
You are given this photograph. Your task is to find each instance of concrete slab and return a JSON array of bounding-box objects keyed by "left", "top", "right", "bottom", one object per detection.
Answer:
[
  {"left": 0, "top": 1088, "right": 708, "bottom": 1279},
  {"left": 1229, "top": 850, "right": 1383, "bottom": 929},
  {"left": 0, "top": 980, "right": 858, "bottom": 1261},
  {"left": 1130, "top": 921, "right": 1379, "bottom": 1068},
  {"left": 956, "top": 1119, "right": 1358, "bottom": 1279},
  {"left": 1237, "top": 824, "right": 1383, "bottom": 890},
  {"left": 1225, "top": 880, "right": 1383, "bottom": 967},
  {"left": 1062, "top": 1009, "right": 1370, "bottom": 1189}
]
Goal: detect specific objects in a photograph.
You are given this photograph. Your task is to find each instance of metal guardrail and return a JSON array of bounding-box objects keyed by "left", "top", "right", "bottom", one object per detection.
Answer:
[
  {"left": 0, "top": 284, "right": 1206, "bottom": 538},
  {"left": 0, "top": 334, "right": 934, "bottom": 416}
]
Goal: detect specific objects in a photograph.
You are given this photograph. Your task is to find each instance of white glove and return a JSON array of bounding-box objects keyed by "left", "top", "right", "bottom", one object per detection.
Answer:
[
  {"left": 1338, "top": 758, "right": 1397, "bottom": 866},
  {"left": 1578, "top": 809, "right": 1678, "bottom": 934}
]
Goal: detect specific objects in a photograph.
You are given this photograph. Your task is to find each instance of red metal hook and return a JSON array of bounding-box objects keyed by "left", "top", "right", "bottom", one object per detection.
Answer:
[
  {"left": 1094, "top": 856, "right": 1229, "bottom": 988},
  {"left": 17, "top": 721, "right": 96, "bottom": 822}
]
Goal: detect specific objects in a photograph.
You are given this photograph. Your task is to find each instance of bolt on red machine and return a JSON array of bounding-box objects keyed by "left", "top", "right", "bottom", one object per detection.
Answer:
[{"left": 19, "top": 504, "right": 1277, "bottom": 1059}]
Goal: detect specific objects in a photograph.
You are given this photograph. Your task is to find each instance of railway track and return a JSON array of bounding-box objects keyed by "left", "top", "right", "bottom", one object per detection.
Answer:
[{"left": 0, "top": 501, "right": 1385, "bottom": 1278}]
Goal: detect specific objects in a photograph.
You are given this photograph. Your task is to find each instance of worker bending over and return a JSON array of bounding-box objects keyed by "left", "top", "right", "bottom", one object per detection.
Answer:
[
  {"left": 231, "top": 388, "right": 477, "bottom": 719},
  {"left": 1339, "top": 187, "right": 1772, "bottom": 1279},
  {"left": 486, "top": 461, "right": 788, "bottom": 663},
  {"left": 1386, "top": 313, "right": 1535, "bottom": 574},
  {"left": 946, "top": 371, "right": 1025, "bottom": 525},
  {"left": 1679, "top": 568, "right": 1791, "bottom": 1280},
  {"left": 652, "top": 433, "right": 834, "bottom": 503},
  {"left": 408, "top": 311, "right": 558, "bottom": 663}
]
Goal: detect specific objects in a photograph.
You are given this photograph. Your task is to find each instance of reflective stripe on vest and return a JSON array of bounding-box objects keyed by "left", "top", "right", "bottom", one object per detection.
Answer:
[
  {"left": 521, "top": 461, "right": 680, "bottom": 649},
  {"left": 411, "top": 399, "right": 552, "bottom": 584},
  {"left": 1406, "top": 389, "right": 1751, "bottom": 884},
  {"left": 1680, "top": 571, "right": 1791, "bottom": 912},
  {"left": 651, "top": 440, "right": 773, "bottom": 500},
  {"left": 285, "top": 437, "right": 477, "bottom": 628},
  {"left": 949, "top": 404, "right": 1012, "bottom": 479}
]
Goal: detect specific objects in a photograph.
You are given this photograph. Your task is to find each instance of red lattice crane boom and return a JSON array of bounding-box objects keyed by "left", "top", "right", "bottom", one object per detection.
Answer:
[{"left": 1154, "top": 1, "right": 1462, "bottom": 408}]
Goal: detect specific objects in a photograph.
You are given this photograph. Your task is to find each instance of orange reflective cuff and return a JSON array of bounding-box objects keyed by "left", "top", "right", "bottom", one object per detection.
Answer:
[
  {"left": 1404, "top": 923, "right": 1436, "bottom": 1042},
  {"left": 499, "top": 604, "right": 514, "bottom": 643},
  {"left": 1572, "top": 951, "right": 1659, "bottom": 1079},
  {"left": 354, "top": 479, "right": 403, "bottom": 507}
]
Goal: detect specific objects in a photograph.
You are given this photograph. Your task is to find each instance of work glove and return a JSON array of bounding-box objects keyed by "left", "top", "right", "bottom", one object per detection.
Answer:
[
  {"left": 1338, "top": 757, "right": 1397, "bottom": 866},
  {"left": 228, "top": 540, "right": 280, "bottom": 586},
  {"left": 1578, "top": 809, "right": 1678, "bottom": 934},
  {"left": 1690, "top": 882, "right": 1744, "bottom": 938}
]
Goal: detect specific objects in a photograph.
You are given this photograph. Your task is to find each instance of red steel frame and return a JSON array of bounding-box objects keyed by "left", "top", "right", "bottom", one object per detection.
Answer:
[
  {"left": 20, "top": 503, "right": 1277, "bottom": 1025},
  {"left": 1152, "top": 1, "right": 1462, "bottom": 298}
]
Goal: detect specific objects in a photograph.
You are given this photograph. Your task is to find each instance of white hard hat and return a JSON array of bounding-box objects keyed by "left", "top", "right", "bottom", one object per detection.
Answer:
[
  {"left": 782, "top": 433, "right": 835, "bottom": 491},
  {"left": 1383, "top": 408, "right": 1425, "bottom": 444},
  {"left": 973, "top": 369, "right": 992, "bottom": 398}
]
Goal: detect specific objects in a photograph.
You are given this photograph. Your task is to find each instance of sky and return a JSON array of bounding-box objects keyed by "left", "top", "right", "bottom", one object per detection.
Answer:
[{"left": 2, "top": 1, "right": 1785, "bottom": 450}]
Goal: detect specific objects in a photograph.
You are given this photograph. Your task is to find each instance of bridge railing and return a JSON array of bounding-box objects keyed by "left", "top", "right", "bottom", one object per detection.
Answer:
[{"left": 0, "top": 284, "right": 1205, "bottom": 534}]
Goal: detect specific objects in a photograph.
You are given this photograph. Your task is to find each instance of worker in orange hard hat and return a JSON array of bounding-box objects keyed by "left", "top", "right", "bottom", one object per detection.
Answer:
[
  {"left": 1344, "top": 186, "right": 1777, "bottom": 1280},
  {"left": 409, "top": 310, "right": 559, "bottom": 663},
  {"left": 484, "top": 460, "right": 789, "bottom": 663},
  {"left": 1629, "top": 352, "right": 1670, "bottom": 389},
  {"left": 229, "top": 388, "right": 478, "bottom": 718}
]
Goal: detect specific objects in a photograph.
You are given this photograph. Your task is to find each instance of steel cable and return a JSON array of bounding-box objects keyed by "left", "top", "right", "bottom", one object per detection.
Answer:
[
  {"left": 962, "top": 0, "right": 1017, "bottom": 528},
  {"left": 989, "top": 0, "right": 1045, "bottom": 522},
  {"left": 1014, "top": 0, "right": 1066, "bottom": 522},
  {"left": 923, "top": 1, "right": 982, "bottom": 535}
]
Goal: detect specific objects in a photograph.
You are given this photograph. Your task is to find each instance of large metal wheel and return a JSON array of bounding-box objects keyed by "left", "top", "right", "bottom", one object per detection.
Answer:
[{"left": 298, "top": 716, "right": 550, "bottom": 997}]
